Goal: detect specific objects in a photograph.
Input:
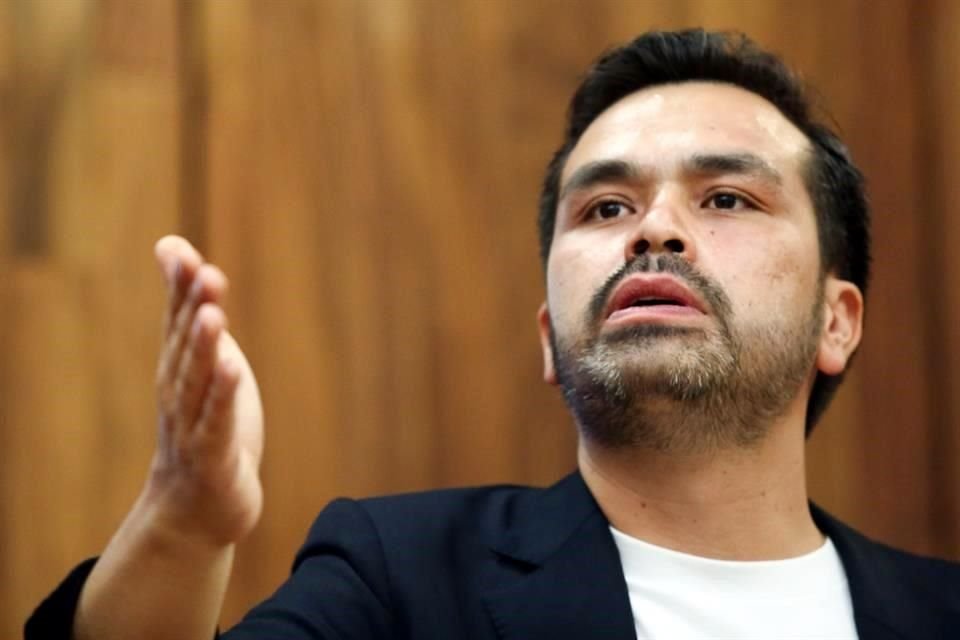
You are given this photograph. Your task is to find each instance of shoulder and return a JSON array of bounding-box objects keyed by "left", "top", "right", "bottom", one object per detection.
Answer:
[
  {"left": 857, "top": 534, "right": 960, "bottom": 606},
  {"left": 290, "top": 481, "right": 558, "bottom": 613},
  {"left": 360, "top": 482, "right": 537, "bottom": 524},
  {"left": 818, "top": 503, "right": 960, "bottom": 587},
  {"left": 812, "top": 502, "right": 960, "bottom": 632},
  {"left": 296, "top": 482, "right": 548, "bottom": 559},
  {"left": 311, "top": 482, "right": 542, "bottom": 544}
]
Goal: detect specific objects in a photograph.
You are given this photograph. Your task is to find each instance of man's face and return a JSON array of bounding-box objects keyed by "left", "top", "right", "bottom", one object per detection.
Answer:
[{"left": 539, "top": 82, "right": 831, "bottom": 451}]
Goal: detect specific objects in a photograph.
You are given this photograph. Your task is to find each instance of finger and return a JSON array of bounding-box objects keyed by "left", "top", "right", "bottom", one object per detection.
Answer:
[
  {"left": 157, "top": 264, "right": 229, "bottom": 402},
  {"left": 172, "top": 303, "right": 226, "bottom": 439},
  {"left": 193, "top": 356, "right": 241, "bottom": 457},
  {"left": 155, "top": 236, "right": 204, "bottom": 339},
  {"left": 154, "top": 235, "right": 203, "bottom": 286}
]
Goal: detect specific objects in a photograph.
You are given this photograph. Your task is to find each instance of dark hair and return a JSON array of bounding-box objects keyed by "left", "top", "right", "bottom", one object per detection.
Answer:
[{"left": 537, "top": 29, "right": 871, "bottom": 434}]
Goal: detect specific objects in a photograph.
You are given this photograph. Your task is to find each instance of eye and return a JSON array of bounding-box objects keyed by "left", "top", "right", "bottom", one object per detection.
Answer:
[
  {"left": 703, "top": 192, "right": 754, "bottom": 211},
  {"left": 587, "top": 200, "right": 633, "bottom": 220}
]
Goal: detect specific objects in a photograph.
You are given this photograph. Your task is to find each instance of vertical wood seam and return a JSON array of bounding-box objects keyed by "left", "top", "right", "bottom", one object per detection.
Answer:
[
  {"left": 177, "top": 0, "right": 209, "bottom": 253},
  {"left": 908, "top": 0, "right": 956, "bottom": 557}
]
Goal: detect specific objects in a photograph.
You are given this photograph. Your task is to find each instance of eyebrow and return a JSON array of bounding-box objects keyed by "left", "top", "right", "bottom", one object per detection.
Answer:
[
  {"left": 558, "top": 152, "right": 783, "bottom": 202},
  {"left": 683, "top": 152, "right": 783, "bottom": 185},
  {"left": 559, "top": 159, "right": 649, "bottom": 202}
]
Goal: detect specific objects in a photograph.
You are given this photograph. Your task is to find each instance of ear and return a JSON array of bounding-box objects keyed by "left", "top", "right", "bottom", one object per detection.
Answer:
[
  {"left": 537, "top": 302, "right": 558, "bottom": 385},
  {"left": 816, "top": 277, "right": 864, "bottom": 376}
]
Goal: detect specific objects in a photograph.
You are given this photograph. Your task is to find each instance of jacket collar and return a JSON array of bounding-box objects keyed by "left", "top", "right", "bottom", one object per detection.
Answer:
[
  {"left": 811, "top": 503, "right": 945, "bottom": 640},
  {"left": 482, "top": 471, "right": 637, "bottom": 639},
  {"left": 483, "top": 470, "right": 945, "bottom": 640}
]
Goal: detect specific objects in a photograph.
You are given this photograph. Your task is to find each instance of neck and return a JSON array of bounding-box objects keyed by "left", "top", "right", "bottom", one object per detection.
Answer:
[{"left": 579, "top": 413, "right": 822, "bottom": 561}]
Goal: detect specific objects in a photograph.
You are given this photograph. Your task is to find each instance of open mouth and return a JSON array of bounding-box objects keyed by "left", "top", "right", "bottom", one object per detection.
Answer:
[
  {"left": 624, "top": 297, "right": 687, "bottom": 308},
  {"left": 605, "top": 275, "right": 706, "bottom": 320}
]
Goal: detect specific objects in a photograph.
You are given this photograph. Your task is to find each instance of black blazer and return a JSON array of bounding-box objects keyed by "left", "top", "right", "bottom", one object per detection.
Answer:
[{"left": 26, "top": 471, "right": 960, "bottom": 639}]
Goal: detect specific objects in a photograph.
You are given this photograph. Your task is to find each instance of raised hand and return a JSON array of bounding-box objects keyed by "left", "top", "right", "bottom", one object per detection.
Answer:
[
  {"left": 147, "top": 235, "right": 264, "bottom": 547},
  {"left": 70, "top": 237, "right": 266, "bottom": 640}
]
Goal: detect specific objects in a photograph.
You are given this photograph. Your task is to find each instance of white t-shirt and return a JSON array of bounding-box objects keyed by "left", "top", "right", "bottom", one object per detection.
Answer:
[{"left": 610, "top": 526, "right": 859, "bottom": 639}]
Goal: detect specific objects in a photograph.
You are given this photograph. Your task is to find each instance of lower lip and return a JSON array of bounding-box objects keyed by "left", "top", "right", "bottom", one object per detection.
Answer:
[{"left": 605, "top": 305, "right": 704, "bottom": 326}]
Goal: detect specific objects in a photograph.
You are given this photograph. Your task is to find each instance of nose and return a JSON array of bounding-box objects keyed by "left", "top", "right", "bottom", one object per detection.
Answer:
[{"left": 624, "top": 190, "right": 696, "bottom": 263}]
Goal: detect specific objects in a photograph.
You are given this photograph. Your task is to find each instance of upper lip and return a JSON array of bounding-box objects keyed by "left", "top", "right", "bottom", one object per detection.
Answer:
[{"left": 604, "top": 274, "right": 707, "bottom": 318}]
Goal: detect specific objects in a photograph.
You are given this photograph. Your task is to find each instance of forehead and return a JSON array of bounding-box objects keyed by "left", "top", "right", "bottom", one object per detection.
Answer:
[{"left": 562, "top": 81, "right": 812, "bottom": 185}]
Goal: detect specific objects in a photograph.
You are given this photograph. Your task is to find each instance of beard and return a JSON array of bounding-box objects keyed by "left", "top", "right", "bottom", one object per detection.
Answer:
[{"left": 551, "top": 254, "right": 823, "bottom": 454}]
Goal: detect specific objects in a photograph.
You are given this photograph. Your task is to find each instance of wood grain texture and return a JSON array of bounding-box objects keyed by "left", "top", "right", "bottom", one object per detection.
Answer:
[
  {"left": 922, "top": 0, "right": 960, "bottom": 557},
  {"left": 1, "top": 0, "right": 181, "bottom": 632},
  {"left": 1, "top": 0, "right": 957, "bottom": 634}
]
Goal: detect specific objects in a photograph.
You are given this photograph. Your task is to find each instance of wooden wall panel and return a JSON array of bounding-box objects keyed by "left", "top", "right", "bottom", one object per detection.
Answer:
[
  {"left": 801, "top": 1, "right": 936, "bottom": 554},
  {"left": 2, "top": 0, "right": 958, "bottom": 634},
  {"left": 926, "top": 0, "right": 960, "bottom": 557},
  {"left": 0, "top": 0, "right": 182, "bottom": 633}
]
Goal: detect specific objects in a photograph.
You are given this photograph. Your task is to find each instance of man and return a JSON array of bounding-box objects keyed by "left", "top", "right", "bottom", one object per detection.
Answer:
[{"left": 26, "top": 29, "right": 960, "bottom": 639}]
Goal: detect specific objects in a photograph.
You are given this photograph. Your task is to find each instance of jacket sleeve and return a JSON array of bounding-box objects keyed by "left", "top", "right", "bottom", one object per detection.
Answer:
[
  {"left": 24, "top": 557, "right": 98, "bottom": 639},
  {"left": 23, "top": 498, "right": 394, "bottom": 640},
  {"left": 222, "top": 497, "right": 395, "bottom": 639}
]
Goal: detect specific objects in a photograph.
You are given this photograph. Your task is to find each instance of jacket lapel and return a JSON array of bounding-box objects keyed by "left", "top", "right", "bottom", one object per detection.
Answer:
[
  {"left": 481, "top": 478, "right": 950, "bottom": 640},
  {"left": 812, "top": 503, "right": 932, "bottom": 640},
  {"left": 482, "top": 471, "right": 636, "bottom": 640},
  {"left": 479, "top": 474, "right": 960, "bottom": 640}
]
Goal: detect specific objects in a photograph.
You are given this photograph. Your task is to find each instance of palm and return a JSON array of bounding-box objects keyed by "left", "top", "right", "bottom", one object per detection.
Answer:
[{"left": 218, "top": 330, "right": 265, "bottom": 539}]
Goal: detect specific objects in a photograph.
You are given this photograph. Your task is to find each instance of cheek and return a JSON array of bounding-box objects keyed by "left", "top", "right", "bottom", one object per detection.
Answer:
[
  {"left": 546, "top": 239, "right": 621, "bottom": 334},
  {"left": 749, "top": 256, "right": 819, "bottom": 324},
  {"left": 703, "top": 227, "right": 820, "bottom": 318},
  {"left": 758, "top": 232, "right": 822, "bottom": 301}
]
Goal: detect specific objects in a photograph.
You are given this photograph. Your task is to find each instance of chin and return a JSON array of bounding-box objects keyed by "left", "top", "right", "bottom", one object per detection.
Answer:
[{"left": 584, "top": 340, "right": 736, "bottom": 398}]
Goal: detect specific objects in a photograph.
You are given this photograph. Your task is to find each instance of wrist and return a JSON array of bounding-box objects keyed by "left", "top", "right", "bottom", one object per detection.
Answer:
[{"left": 129, "top": 482, "right": 236, "bottom": 558}]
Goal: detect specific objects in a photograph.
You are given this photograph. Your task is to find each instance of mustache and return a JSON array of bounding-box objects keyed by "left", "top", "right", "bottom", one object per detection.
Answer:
[{"left": 587, "top": 254, "right": 732, "bottom": 326}]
